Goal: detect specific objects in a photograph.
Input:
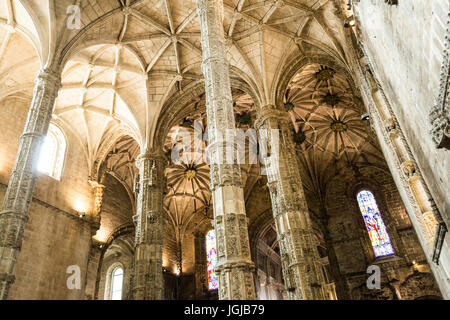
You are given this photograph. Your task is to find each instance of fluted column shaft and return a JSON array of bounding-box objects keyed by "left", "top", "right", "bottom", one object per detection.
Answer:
[
  {"left": 0, "top": 69, "right": 61, "bottom": 300},
  {"left": 196, "top": 0, "right": 256, "bottom": 300},
  {"left": 132, "top": 150, "right": 166, "bottom": 300},
  {"left": 255, "top": 107, "right": 326, "bottom": 300}
]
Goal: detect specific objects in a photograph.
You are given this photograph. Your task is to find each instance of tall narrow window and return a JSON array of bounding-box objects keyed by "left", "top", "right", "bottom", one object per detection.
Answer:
[
  {"left": 111, "top": 267, "right": 124, "bottom": 300},
  {"left": 37, "top": 124, "right": 66, "bottom": 179},
  {"left": 357, "top": 190, "right": 394, "bottom": 257},
  {"left": 206, "top": 229, "right": 218, "bottom": 290}
]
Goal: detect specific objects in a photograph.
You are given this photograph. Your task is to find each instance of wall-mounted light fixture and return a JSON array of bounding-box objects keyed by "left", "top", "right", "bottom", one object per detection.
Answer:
[
  {"left": 74, "top": 199, "right": 87, "bottom": 218},
  {"left": 344, "top": 15, "right": 356, "bottom": 28}
]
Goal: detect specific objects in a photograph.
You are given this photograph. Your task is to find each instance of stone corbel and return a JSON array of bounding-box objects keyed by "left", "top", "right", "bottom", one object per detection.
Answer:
[{"left": 430, "top": 104, "right": 450, "bottom": 149}]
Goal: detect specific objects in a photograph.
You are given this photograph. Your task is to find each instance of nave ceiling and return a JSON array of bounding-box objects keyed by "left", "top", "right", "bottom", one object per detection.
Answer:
[{"left": 0, "top": 0, "right": 384, "bottom": 240}]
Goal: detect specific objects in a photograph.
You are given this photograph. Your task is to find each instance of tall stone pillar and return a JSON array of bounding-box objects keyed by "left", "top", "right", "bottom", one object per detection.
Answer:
[
  {"left": 132, "top": 150, "right": 166, "bottom": 300},
  {"left": 0, "top": 68, "right": 61, "bottom": 300},
  {"left": 318, "top": 203, "right": 350, "bottom": 299},
  {"left": 196, "top": 0, "right": 256, "bottom": 300},
  {"left": 255, "top": 107, "right": 326, "bottom": 300}
]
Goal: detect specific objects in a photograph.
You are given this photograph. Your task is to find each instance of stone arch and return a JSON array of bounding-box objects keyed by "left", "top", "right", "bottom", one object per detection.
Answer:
[
  {"left": 56, "top": 7, "right": 125, "bottom": 71},
  {"left": 58, "top": 39, "right": 147, "bottom": 76},
  {"left": 248, "top": 209, "right": 287, "bottom": 300},
  {"left": 152, "top": 76, "right": 261, "bottom": 151},
  {"left": 92, "top": 125, "right": 143, "bottom": 183},
  {"left": 95, "top": 225, "right": 135, "bottom": 300},
  {"left": 0, "top": 14, "right": 42, "bottom": 101},
  {"left": 273, "top": 53, "right": 359, "bottom": 110},
  {"left": 7, "top": 0, "right": 45, "bottom": 65},
  {"left": 103, "top": 261, "right": 125, "bottom": 300}
]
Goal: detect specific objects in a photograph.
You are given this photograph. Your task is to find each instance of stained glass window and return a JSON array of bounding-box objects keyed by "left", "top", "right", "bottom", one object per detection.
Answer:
[
  {"left": 357, "top": 190, "right": 394, "bottom": 257},
  {"left": 206, "top": 229, "right": 218, "bottom": 290}
]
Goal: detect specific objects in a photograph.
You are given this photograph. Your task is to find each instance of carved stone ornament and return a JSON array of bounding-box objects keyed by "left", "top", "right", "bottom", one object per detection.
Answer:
[
  {"left": 429, "top": 11, "right": 450, "bottom": 150},
  {"left": 430, "top": 104, "right": 450, "bottom": 149}
]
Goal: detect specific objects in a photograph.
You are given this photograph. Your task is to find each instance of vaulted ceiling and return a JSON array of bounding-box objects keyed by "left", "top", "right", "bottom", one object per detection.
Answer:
[
  {"left": 0, "top": 0, "right": 380, "bottom": 241},
  {"left": 0, "top": 0, "right": 353, "bottom": 165},
  {"left": 162, "top": 88, "right": 261, "bottom": 239},
  {"left": 286, "top": 63, "right": 386, "bottom": 197}
]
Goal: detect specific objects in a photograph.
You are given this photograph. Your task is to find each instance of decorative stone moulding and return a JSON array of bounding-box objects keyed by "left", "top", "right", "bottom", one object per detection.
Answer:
[
  {"left": 185, "top": 168, "right": 197, "bottom": 180},
  {"left": 322, "top": 94, "right": 340, "bottom": 106},
  {"left": 331, "top": 121, "right": 348, "bottom": 133},
  {"left": 284, "top": 101, "right": 295, "bottom": 112},
  {"left": 315, "top": 67, "right": 336, "bottom": 81},
  {"left": 429, "top": 10, "right": 450, "bottom": 150},
  {"left": 293, "top": 130, "right": 306, "bottom": 144},
  {"left": 430, "top": 105, "right": 449, "bottom": 149}
]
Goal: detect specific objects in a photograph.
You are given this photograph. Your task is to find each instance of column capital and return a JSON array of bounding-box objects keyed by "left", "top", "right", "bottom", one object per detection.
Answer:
[
  {"left": 34, "top": 68, "right": 61, "bottom": 92},
  {"left": 137, "top": 148, "right": 168, "bottom": 164},
  {"left": 255, "top": 105, "right": 291, "bottom": 129},
  {"left": 88, "top": 180, "right": 105, "bottom": 190}
]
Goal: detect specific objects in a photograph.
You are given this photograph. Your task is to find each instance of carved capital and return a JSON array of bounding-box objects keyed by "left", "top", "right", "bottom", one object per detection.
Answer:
[{"left": 254, "top": 105, "right": 290, "bottom": 129}]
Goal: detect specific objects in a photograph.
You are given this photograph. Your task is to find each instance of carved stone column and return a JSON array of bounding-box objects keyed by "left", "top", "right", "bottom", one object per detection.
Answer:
[
  {"left": 132, "top": 150, "right": 167, "bottom": 300},
  {"left": 196, "top": 0, "right": 256, "bottom": 300},
  {"left": 193, "top": 230, "right": 207, "bottom": 298},
  {"left": 0, "top": 68, "right": 61, "bottom": 300},
  {"left": 255, "top": 107, "right": 326, "bottom": 300},
  {"left": 318, "top": 203, "right": 350, "bottom": 299}
]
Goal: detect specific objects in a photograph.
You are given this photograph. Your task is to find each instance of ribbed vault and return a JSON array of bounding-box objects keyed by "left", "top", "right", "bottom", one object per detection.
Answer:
[
  {"left": 284, "top": 63, "right": 387, "bottom": 197},
  {"left": 162, "top": 88, "right": 261, "bottom": 244}
]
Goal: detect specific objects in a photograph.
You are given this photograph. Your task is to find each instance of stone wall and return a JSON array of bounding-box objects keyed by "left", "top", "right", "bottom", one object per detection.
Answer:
[
  {"left": 325, "top": 165, "right": 441, "bottom": 299},
  {"left": 352, "top": 0, "right": 450, "bottom": 298},
  {"left": 353, "top": 0, "right": 449, "bottom": 227},
  {"left": 0, "top": 96, "right": 94, "bottom": 299}
]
